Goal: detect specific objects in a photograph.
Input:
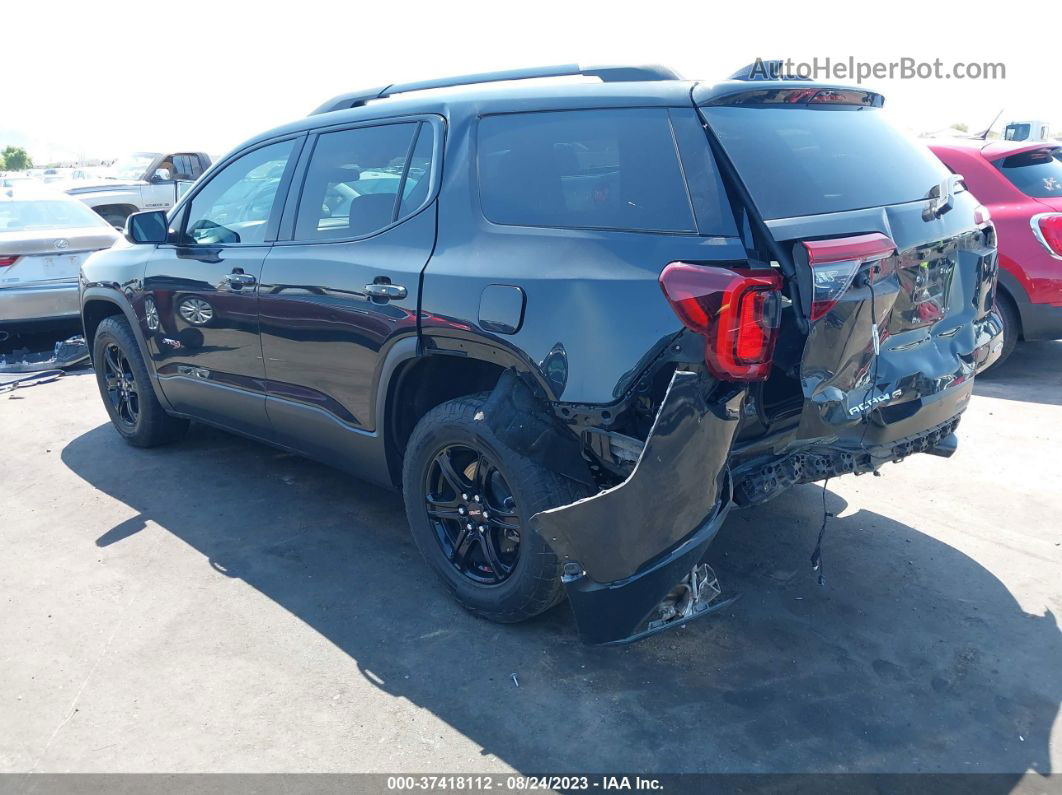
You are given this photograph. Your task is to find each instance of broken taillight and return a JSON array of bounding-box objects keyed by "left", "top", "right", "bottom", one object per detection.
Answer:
[
  {"left": 659, "top": 262, "right": 782, "bottom": 381},
  {"left": 802, "top": 233, "right": 897, "bottom": 321}
]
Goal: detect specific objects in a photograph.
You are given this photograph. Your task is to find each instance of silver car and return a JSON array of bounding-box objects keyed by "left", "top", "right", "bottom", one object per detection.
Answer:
[{"left": 0, "top": 188, "right": 120, "bottom": 328}]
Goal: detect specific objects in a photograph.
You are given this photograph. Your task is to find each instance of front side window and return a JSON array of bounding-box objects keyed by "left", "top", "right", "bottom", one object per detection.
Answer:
[
  {"left": 478, "top": 108, "right": 695, "bottom": 233},
  {"left": 178, "top": 139, "right": 295, "bottom": 245},
  {"left": 294, "top": 121, "right": 434, "bottom": 241}
]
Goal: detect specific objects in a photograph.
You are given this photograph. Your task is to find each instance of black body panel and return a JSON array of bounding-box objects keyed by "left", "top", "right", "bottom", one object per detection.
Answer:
[
  {"left": 145, "top": 245, "right": 270, "bottom": 436},
  {"left": 533, "top": 371, "right": 744, "bottom": 644},
  {"left": 258, "top": 206, "right": 434, "bottom": 431}
]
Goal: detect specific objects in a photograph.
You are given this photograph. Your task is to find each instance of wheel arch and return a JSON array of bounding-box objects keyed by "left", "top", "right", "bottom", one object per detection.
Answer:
[
  {"left": 91, "top": 203, "right": 140, "bottom": 224},
  {"left": 81, "top": 288, "right": 173, "bottom": 411},
  {"left": 382, "top": 349, "right": 508, "bottom": 488},
  {"left": 994, "top": 270, "right": 1026, "bottom": 340}
]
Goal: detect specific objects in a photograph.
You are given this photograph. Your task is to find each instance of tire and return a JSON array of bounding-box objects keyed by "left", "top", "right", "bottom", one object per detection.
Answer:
[
  {"left": 402, "top": 394, "right": 593, "bottom": 624},
  {"left": 93, "top": 316, "right": 188, "bottom": 447},
  {"left": 985, "top": 291, "right": 1020, "bottom": 373}
]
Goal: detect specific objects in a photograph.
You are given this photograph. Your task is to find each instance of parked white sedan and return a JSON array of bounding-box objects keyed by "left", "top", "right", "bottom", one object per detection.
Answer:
[{"left": 0, "top": 187, "right": 120, "bottom": 330}]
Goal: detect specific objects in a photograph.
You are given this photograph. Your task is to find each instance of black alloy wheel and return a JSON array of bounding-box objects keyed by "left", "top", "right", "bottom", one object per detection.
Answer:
[
  {"left": 102, "top": 342, "right": 140, "bottom": 428},
  {"left": 424, "top": 444, "right": 522, "bottom": 585}
]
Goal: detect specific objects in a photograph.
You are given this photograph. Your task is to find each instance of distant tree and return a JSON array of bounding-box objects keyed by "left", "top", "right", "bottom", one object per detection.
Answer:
[
  {"left": 1, "top": 146, "right": 33, "bottom": 170},
  {"left": 0, "top": 152, "right": 6, "bottom": 171},
  {"left": 950, "top": 122, "right": 969, "bottom": 133}
]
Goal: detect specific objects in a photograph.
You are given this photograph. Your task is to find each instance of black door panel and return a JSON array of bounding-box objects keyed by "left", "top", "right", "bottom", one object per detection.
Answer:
[
  {"left": 142, "top": 137, "right": 300, "bottom": 437},
  {"left": 146, "top": 246, "right": 269, "bottom": 435},
  {"left": 257, "top": 118, "right": 440, "bottom": 460},
  {"left": 259, "top": 206, "right": 435, "bottom": 431}
]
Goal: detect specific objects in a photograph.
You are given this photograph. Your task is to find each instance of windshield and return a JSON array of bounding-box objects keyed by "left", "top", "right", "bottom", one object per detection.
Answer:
[
  {"left": 0, "top": 199, "right": 109, "bottom": 232},
  {"left": 101, "top": 153, "right": 160, "bottom": 180},
  {"left": 700, "top": 106, "right": 950, "bottom": 219},
  {"left": 994, "top": 148, "right": 1062, "bottom": 198}
]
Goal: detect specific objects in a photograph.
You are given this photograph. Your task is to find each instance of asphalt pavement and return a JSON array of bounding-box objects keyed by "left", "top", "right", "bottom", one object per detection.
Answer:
[{"left": 1, "top": 341, "right": 1059, "bottom": 776}]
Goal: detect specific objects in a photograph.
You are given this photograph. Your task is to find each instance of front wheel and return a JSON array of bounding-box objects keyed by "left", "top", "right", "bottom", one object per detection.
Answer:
[
  {"left": 93, "top": 316, "right": 188, "bottom": 447},
  {"left": 402, "top": 395, "right": 592, "bottom": 623}
]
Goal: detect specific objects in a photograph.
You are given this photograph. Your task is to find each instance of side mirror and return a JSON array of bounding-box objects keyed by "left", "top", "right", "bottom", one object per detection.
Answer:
[
  {"left": 150, "top": 168, "right": 173, "bottom": 183},
  {"left": 125, "top": 210, "right": 169, "bottom": 244}
]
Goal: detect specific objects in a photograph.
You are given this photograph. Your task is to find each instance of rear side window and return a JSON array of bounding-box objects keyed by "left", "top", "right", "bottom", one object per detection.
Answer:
[
  {"left": 670, "top": 108, "right": 738, "bottom": 236},
  {"left": 994, "top": 148, "right": 1062, "bottom": 198},
  {"left": 478, "top": 109, "right": 696, "bottom": 233},
  {"left": 701, "top": 106, "right": 950, "bottom": 220},
  {"left": 294, "top": 121, "right": 434, "bottom": 241}
]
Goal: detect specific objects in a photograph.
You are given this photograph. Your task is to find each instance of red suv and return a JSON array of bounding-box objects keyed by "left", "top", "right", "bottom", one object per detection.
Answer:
[{"left": 930, "top": 140, "right": 1062, "bottom": 367}]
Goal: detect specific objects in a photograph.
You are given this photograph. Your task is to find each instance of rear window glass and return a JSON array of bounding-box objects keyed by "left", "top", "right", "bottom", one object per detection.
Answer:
[
  {"left": 478, "top": 109, "right": 695, "bottom": 233},
  {"left": 994, "top": 148, "right": 1062, "bottom": 198},
  {"left": 700, "top": 106, "right": 950, "bottom": 220},
  {"left": 0, "top": 199, "right": 108, "bottom": 232}
]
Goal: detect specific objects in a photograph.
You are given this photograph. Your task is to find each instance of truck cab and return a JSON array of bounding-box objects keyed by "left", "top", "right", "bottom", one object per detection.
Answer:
[
  {"left": 1004, "top": 120, "right": 1052, "bottom": 142},
  {"left": 65, "top": 151, "right": 212, "bottom": 228}
]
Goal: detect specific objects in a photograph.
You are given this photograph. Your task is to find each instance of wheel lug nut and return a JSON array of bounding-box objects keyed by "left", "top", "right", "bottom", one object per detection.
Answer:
[
  {"left": 461, "top": 493, "right": 468, "bottom": 500},
  {"left": 478, "top": 525, "right": 485, "bottom": 533},
  {"left": 466, "top": 522, "right": 473, "bottom": 530},
  {"left": 458, "top": 507, "right": 466, "bottom": 515},
  {"left": 483, "top": 512, "right": 489, "bottom": 520},
  {"left": 474, "top": 495, "right": 481, "bottom": 502}
]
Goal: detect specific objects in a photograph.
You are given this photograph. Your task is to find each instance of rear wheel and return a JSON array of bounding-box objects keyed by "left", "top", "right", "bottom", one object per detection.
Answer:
[
  {"left": 985, "top": 291, "right": 1020, "bottom": 372},
  {"left": 93, "top": 316, "right": 188, "bottom": 447},
  {"left": 402, "top": 395, "right": 592, "bottom": 623}
]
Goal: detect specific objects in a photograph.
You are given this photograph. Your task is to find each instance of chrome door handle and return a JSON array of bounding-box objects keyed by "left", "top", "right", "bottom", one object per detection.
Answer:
[
  {"left": 224, "top": 271, "right": 257, "bottom": 287},
  {"left": 364, "top": 282, "right": 407, "bottom": 300}
]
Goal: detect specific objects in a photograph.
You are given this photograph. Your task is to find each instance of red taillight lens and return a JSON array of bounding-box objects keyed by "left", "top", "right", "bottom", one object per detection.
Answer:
[
  {"left": 659, "top": 262, "right": 782, "bottom": 381},
  {"left": 0, "top": 255, "right": 18, "bottom": 267},
  {"left": 1032, "top": 213, "right": 1062, "bottom": 258},
  {"left": 802, "top": 233, "right": 897, "bottom": 321}
]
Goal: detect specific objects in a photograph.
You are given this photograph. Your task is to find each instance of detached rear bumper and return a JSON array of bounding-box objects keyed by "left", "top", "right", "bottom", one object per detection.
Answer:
[
  {"left": 0, "top": 282, "right": 80, "bottom": 325},
  {"left": 532, "top": 371, "right": 744, "bottom": 645}
]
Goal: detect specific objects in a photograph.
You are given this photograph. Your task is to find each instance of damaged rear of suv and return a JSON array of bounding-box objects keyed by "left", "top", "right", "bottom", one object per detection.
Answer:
[{"left": 82, "top": 64, "right": 1002, "bottom": 646}]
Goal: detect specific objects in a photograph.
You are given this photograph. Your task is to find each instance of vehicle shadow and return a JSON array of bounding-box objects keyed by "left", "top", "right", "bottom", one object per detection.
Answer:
[
  {"left": 974, "top": 341, "right": 1062, "bottom": 407},
  {"left": 61, "top": 424, "right": 1060, "bottom": 776}
]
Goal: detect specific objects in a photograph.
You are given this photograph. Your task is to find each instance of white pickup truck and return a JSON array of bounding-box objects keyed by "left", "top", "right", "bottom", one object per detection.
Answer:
[{"left": 64, "top": 151, "right": 212, "bottom": 227}]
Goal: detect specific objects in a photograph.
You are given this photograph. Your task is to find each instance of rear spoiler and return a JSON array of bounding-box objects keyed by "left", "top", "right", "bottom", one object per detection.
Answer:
[{"left": 701, "top": 86, "right": 884, "bottom": 108}]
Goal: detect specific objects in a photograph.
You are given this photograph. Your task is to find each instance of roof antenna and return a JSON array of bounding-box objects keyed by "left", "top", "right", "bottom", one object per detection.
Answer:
[{"left": 977, "top": 108, "right": 1004, "bottom": 140}]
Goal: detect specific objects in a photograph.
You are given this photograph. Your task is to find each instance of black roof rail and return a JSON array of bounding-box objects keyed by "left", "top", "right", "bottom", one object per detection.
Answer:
[{"left": 310, "top": 63, "right": 682, "bottom": 115}]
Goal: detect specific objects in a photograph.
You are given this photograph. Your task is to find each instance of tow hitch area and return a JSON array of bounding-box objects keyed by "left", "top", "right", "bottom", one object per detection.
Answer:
[{"left": 532, "top": 370, "right": 744, "bottom": 645}]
